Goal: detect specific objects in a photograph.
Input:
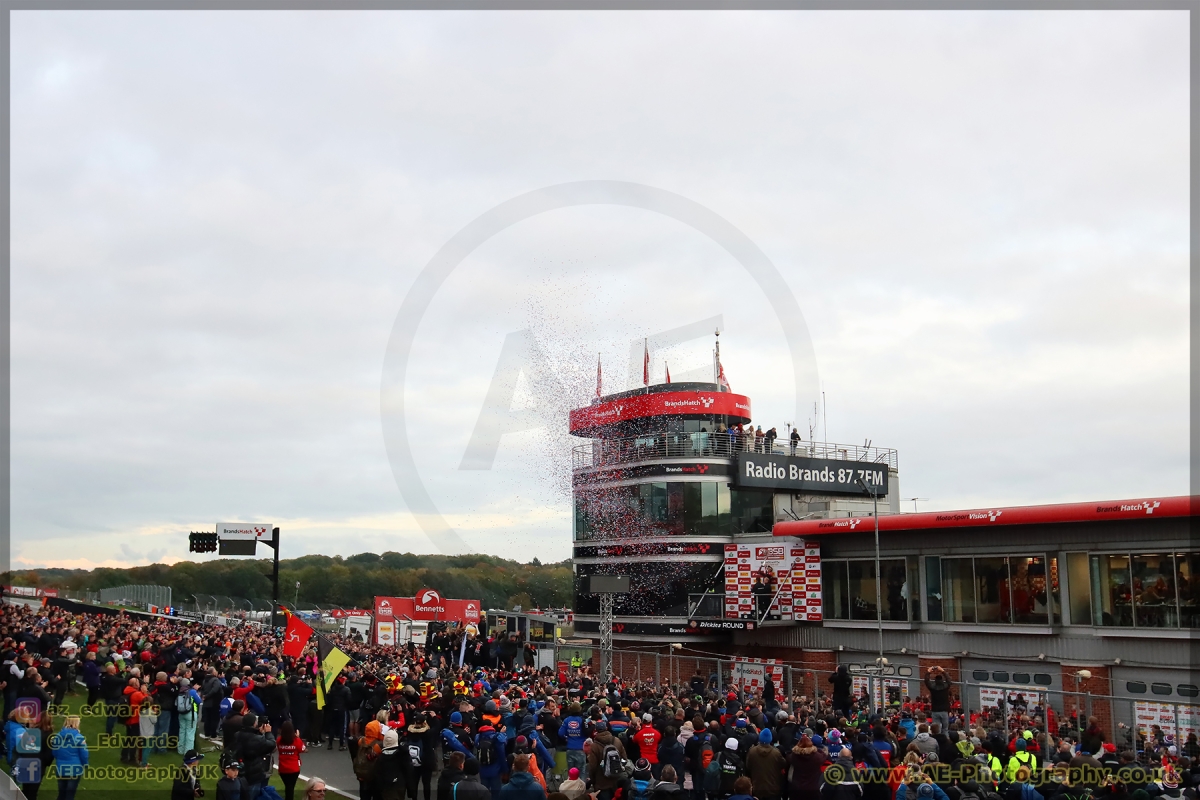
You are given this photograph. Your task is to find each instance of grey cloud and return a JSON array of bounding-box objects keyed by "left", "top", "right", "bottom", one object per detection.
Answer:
[{"left": 9, "top": 10, "right": 1187, "bottom": 566}]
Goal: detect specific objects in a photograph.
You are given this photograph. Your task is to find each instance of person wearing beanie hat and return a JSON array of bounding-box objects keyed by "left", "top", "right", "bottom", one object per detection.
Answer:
[
  {"left": 1004, "top": 736, "right": 1037, "bottom": 785},
  {"left": 788, "top": 735, "right": 824, "bottom": 800},
  {"left": 443, "top": 711, "right": 473, "bottom": 758},
  {"left": 745, "top": 727, "right": 784, "bottom": 800},
  {"left": 558, "top": 768, "right": 587, "bottom": 800},
  {"left": 719, "top": 738, "right": 746, "bottom": 798}
]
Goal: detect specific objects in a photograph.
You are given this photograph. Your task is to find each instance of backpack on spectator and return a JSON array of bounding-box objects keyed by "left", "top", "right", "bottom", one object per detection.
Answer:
[
  {"left": 478, "top": 736, "right": 497, "bottom": 768},
  {"left": 699, "top": 736, "right": 715, "bottom": 769},
  {"left": 603, "top": 744, "right": 623, "bottom": 778}
]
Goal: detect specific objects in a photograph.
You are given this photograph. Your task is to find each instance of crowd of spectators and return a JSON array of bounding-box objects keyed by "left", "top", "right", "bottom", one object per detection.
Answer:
[{"left": 0, "top": 596, "right": 1195, "bottom": 800}]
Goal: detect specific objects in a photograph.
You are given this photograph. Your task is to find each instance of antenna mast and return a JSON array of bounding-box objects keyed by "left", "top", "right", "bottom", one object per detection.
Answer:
[
  {"left": 822, "top": 391, "right": 828, "bottom": 446},
  {"left": 714, "top": 328, "right": 720, "bottom": 383}
]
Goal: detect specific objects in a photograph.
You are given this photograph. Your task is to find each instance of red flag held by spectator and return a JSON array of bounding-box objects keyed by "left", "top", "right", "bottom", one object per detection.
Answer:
[{"left": 283, "top": 612, "right": 313, "bottom": 659}]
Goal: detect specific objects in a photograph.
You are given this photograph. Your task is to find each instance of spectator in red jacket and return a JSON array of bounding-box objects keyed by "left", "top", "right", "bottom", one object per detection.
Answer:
[{"left": 635, "top": 714, "right": 663, "bottom": 765}]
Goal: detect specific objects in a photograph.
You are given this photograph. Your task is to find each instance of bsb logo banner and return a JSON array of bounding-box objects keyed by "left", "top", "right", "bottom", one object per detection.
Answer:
[{"left": 724, "top": 537, "right": 821, "bottom": 622}]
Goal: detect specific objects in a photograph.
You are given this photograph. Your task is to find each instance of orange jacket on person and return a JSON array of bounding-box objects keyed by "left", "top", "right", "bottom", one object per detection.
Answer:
[
  {"left": 123, "top": 686, "right": 145, "bottom": 725},
  {"left": 889, "top": 761, "right": 910, "bottom": 798}
]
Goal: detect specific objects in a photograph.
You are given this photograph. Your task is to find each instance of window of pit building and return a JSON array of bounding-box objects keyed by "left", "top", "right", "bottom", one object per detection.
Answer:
[
  {"left": 1083, "top": 552, "right": 1200, "bottom": 629},
  {"left": 939, "top": 555, "right": 1059, "bottom": 625},
  {"left": 821, "top": 557, "right": 919, "bottom": 621},
  {"left": 572, "top": 480, "right": 732, "bottom": 539},
  {"left": 926, "top": 557, "right": 943, "bottom": 621}
]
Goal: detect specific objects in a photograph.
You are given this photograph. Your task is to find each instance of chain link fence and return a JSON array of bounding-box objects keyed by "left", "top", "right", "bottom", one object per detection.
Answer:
[{"left": 97, "top": 584, "right": 172, "bottom": 609}]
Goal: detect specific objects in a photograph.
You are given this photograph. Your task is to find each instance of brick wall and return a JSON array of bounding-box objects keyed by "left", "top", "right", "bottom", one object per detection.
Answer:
[
  {"left": 1060, "top": 664, "right": 1113, "bottom": 740},
  {"left": 793, "top": 649, "right": 838, "bottom": 699}
]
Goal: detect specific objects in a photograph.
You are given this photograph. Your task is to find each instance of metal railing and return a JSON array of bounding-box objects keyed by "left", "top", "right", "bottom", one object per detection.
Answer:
[
  {"left": 573, "top": 432, "right": 898, "bottom": 471},
  {"left": 97, "top": 584, "right": 172, "bottom": 609},
  {"left": 555, "top": 645, "right": 798, "bottom": 704}
]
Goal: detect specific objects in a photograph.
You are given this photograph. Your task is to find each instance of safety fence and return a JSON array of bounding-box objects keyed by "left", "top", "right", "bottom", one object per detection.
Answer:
[{"left": 97, "top": 584, "right": 172, "bottom": 609}]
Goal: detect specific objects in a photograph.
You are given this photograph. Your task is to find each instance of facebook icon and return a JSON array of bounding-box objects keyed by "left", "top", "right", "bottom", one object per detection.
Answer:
[{"left": 13, "top": 758, "right": 41, "bottom": 784}]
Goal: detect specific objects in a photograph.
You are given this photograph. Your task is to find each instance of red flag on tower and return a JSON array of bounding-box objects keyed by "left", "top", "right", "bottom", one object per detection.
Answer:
[
  {"left": 717, "top": 361, "right": 731, "bottom": 392},
  {"left": 643, "top": 339, "right": 649, "bottom": 387},
  {"left": 665, "top": 361, "right": 671, "bottom": 384}
]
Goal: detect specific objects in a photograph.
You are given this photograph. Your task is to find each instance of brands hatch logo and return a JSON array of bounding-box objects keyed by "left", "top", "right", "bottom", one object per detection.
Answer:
[
  {"left": 381, "top": 181, "right": 822, "bottom": 554},
  {"left": 965, "top": 510, "right": 1003, "bottom": 522},
  {"left": 815, "top": 517, "right": 864, "bottom": 530},
  {"left": 988, "top": 510, "right": 1002, "bottom": 522},
  {"left": 701, "top": 396, "right": 715, "bottom": 408},
  {"left": 1098, "top": 500, "right": 1162, "bottom": 515}
]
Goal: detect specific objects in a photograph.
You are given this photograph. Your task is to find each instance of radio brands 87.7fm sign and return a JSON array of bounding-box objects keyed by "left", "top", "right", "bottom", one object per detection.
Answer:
[{"left": 734, "top": 452, "right": 889, "bottom": 497}]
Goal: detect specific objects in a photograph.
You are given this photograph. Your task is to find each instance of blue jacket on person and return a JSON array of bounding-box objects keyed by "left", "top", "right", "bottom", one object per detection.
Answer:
[
  {"left": 500, "top": 711, "right": 516, "bottom": 741},
  {"left": 51, "top": 727, "right": 89, "bottom": 779},
  {"left": 244, "top": 688, "right": 265, "bottom": 716},
  {"left": 475, "top": 728, "right": 507, "bottom": 779},
  {"left": 527, "top": 731, "right": 554, "bottom": 772},
  {"left": 4, "top": 719, "right": 24, "bottom": 765},
  {"left": 899, "top": 717, "right": 916, "bottom": 740},
  {"left": 499, "top": 771, "right": 546, "bottom": 800},
  {"left": 443, "top": 726, "right": 472, "bottom": 756},
  {"left": 558, "top": 716, "right": 586, "bottom": 750},
  {"left": 81, "top": 660, "right": 101, "bottom": 690}
]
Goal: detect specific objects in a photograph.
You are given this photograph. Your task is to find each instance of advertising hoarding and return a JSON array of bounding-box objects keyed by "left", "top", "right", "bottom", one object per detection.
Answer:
[
  {"left": 731, "top": 656, "right": 783, "bottom": 691},
  {"left": 724, "top": 538, "right": 821, "bottom": 621},
  {"left": 216, "top": 523, "right": 273, "bottom": 540}
]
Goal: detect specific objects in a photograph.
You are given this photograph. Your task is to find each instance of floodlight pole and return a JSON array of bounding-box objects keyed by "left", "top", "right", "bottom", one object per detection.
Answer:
[
  {"left": 600, "top": 593, "right": 614, "bottom": 679},
  {"left": 263, "top": 527, "right": 281, "bottom": 629},
  {"left": 856, "top": 476, "right": 883, "bottom": 663}
]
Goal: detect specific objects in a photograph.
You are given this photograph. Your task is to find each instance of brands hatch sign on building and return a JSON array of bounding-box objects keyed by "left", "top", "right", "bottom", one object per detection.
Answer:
[{"left": 734, "top": 453, "right": 889, "bottom": 497}]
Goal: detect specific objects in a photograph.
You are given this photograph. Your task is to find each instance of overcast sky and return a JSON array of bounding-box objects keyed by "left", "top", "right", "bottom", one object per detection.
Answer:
[{"left": 10, "top": 10, "right": 1188, "bottom": 570}]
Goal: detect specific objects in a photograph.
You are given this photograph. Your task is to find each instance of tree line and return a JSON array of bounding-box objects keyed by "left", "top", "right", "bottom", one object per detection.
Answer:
[{"left": 4, "top": 552, "right": 574, "bottom": 612}]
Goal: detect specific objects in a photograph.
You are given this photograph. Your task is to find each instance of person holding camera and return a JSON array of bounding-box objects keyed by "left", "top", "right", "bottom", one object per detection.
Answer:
[{"left": 233, "top": 713, "right": 276, "bottom": 798}]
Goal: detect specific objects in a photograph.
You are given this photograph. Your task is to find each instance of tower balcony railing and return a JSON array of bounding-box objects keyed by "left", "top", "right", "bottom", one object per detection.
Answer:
[{"left": 572, "top": 432, "right": 897, "bottom": 471}]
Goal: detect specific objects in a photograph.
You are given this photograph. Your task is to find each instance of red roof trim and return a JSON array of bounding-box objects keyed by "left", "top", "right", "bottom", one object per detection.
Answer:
[
  {"left": 773, "top": 495, "right": 1198, "bottom": 536},
  {"left": 569, "top": 390, "right": 752, "bottom": 435}
]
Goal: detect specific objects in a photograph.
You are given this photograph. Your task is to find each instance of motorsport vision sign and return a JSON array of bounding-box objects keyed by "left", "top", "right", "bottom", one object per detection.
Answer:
[{"left": 734, "top": 452, "right": 889, "bottom": 497}]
